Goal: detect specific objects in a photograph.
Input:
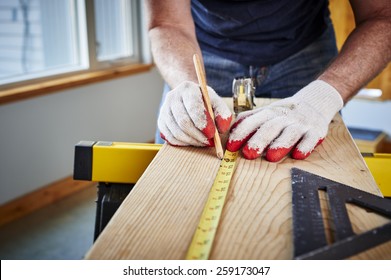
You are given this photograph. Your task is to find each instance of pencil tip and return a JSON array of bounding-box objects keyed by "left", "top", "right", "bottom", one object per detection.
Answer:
[{"left": 217, "top": 151, "right": 224, "bottom": 159}]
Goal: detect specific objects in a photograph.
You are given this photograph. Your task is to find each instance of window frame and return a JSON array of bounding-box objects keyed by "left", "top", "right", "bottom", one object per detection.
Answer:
[
  {"left": 85, "top": 0, "right": 141, "bottom": 69},
  {"left": 0, "top": 0, "right": 148, "bottom": 100}
]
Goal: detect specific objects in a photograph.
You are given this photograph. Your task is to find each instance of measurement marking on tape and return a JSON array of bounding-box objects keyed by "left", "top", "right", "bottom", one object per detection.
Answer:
[{"left": 185, "top": 150, "right": 238, "bottom": 260}]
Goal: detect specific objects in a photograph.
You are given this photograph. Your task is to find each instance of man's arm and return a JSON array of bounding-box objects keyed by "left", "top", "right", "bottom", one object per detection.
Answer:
[
  {"left": 318, "top": 0, "right": 391, "bottom": 103},
  {"left": 145, "top": 0, "right": 232, "bottom": 147},
  {"left": 226, "top": 0, "right": 391, "bottom": 161},
  {"left": 145, "top": 0, "right": 200, "bottom": 89}
]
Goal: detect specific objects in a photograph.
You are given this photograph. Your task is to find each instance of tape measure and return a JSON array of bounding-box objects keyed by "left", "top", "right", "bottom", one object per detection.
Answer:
[{"left": 185, "top": 149, "right": 238, "bottom": 260}]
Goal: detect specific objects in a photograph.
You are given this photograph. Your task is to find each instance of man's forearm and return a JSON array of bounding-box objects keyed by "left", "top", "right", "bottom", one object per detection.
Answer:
[
  {"left": 149, "top": 26, "right": 201, "bottom": 89},
  {"left": 319, "top": 16, "right": 391, "bottom": 103},
  {"left": 145, "top": 0, "right": 201, "bottom": 89}
]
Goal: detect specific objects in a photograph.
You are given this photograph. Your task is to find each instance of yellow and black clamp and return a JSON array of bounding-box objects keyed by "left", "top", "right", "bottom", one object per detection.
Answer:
[{"left": 73, "top": 141, "right": 162, "bottom": 240}]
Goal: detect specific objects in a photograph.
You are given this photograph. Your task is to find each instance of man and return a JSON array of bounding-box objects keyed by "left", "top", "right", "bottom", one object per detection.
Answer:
[{"left": 146, "top": 0, "right": 391, "bottom": 161}]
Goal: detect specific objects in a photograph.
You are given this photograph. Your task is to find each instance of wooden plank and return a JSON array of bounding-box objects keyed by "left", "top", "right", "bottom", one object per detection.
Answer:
[{"left": 85, "top": 99, "right": 391, "bottom": 260}]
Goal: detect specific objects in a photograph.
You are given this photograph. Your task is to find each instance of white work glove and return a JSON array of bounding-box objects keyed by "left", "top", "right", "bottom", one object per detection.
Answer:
[
  {"left": 158, "top": 81, "right": 232, "bottom": 146},
  {"left": 226, "top": 80, "right": 344, "bottom": 161}
]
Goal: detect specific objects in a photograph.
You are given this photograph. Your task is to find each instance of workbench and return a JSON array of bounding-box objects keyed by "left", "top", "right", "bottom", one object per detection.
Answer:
[{"left": 85, "top": 99, "right": 391, "bottom": 259}]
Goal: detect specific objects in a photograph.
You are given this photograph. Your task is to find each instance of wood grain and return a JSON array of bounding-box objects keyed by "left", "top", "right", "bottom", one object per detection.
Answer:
[{"left": 85, "top": 99, "right": 390, "bottom": 260}]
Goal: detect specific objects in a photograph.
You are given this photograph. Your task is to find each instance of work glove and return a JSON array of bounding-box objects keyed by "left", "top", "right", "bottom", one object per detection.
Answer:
[
  {"left": 226, "top": 80, "right": 344, "bottom": 161},
  {"left": 158, "top": 81, "right": 232, "bottom": 146}
]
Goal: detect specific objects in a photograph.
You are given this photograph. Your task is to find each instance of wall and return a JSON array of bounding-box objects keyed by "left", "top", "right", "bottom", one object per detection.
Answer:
[
  {"left": 342, "top": 99, "right": 391, "bottom": 136},
  {"left": 0, "top": 68, "right": 164, "bottom": 205}
]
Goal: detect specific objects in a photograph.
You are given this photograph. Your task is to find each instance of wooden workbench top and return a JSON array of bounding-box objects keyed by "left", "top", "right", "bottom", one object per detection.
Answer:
[{"left": 85, "top": 99, "right": 391, "bottom": 259}]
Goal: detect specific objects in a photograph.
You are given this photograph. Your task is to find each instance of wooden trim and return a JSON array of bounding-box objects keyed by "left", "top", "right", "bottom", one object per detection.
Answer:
[
  {"left": 0, "top": 63, "right": 154, "bottom": 105},
  {"left": 0, "top": 177, "right": 96, "bottom": 227}
]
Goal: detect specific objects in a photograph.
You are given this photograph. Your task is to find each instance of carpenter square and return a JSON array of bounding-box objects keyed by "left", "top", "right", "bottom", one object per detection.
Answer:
[{"left": 291, "top": 168, "right": 391, "bottom": 260}]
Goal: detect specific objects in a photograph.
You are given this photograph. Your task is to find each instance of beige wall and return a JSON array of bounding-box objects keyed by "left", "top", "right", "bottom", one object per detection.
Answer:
[{"left": 0, "top": 68, "right": 164, "bottom": 205}]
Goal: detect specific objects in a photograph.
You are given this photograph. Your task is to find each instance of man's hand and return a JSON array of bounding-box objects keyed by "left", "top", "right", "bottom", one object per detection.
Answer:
[
  {"left": 226, "top": 80, "right": 344, "bottom": 161},
  {"left": 158, "top": 81, "right": 232, "bottom": 146}
]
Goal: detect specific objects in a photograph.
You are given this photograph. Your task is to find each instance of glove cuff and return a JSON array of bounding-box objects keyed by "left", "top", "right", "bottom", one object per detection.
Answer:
[{"left": 295, "top": 80, "right": 344, "bottom": 122}]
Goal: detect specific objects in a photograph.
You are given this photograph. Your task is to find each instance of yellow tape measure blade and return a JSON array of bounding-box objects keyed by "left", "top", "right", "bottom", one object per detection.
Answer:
[{"left": 185, "top": 150, "right": 238, "bottom": 260}]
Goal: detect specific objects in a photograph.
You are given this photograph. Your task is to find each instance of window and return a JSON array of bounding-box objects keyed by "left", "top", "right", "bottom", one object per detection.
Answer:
[
  {"left": 0, "top": 0, "right": 141, "bottom": 86},
  {"left": 94, "top": 0, "right": 137, "bottom": 62}
]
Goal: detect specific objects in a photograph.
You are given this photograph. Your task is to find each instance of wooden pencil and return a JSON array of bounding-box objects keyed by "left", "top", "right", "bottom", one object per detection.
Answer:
[{"left": 193, "top": 53, "right": 224, "bottom": 159}]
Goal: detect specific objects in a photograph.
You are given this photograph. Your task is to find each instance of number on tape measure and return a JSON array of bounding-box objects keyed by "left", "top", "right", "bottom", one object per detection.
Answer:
[{"left": 185, "top": 150, "right": 238, "bottom": 260}]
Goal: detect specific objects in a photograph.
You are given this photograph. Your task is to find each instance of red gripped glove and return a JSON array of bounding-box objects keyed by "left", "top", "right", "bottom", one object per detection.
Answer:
[
  {"left": 158, "top": 81, "right": 232, "bottom": 146},
  {"left": 226, "top": 80, "right": 344, "bottom": 161}
]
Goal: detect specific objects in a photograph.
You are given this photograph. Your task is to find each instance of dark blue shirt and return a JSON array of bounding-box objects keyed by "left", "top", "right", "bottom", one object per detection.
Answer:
[{"left": 192, "top": 0, "right": 330, "bottom": 65}]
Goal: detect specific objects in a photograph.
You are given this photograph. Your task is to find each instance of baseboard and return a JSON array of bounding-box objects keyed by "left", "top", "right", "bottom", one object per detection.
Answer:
[{"left": 0, "top": 176, "right": 96, "bottom": 227}]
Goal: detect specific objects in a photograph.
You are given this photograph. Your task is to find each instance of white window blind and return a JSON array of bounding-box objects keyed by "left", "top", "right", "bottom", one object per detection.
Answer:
[{"left": 0, "top": 0, "right": 142, "bottom": 86}]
